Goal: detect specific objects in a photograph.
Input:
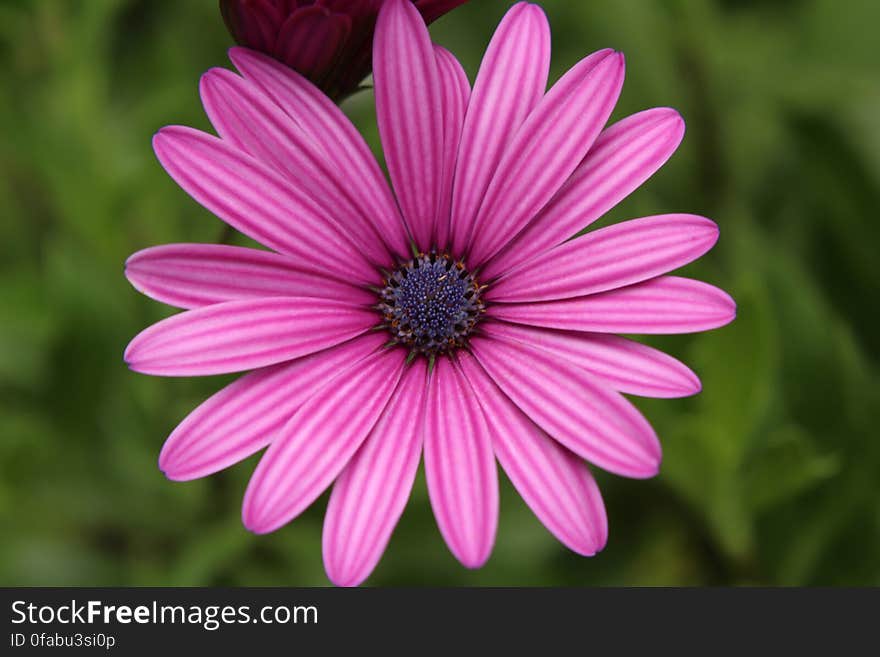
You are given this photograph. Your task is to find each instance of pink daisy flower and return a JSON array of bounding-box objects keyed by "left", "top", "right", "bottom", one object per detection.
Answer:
[
  {"left": 219, "top": 0, "right": 468, "bottom": 100},
  {"left": 126, "top": 0, "right": 735, "bottom": 586}
]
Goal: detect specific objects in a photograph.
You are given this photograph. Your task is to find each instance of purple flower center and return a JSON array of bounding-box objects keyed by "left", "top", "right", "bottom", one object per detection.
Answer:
[{"left": 378, "top": 253, "right": 485, "bottom": 355}]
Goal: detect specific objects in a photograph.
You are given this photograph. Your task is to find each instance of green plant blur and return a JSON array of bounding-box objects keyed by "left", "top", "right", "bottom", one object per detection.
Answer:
[{"left": 1, "top": 0, "right": 878, "bottom": 586}]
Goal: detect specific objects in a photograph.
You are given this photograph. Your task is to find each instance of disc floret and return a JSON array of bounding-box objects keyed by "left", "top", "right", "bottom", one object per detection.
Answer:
[{"left": 378, "top": 252, "right": 485, "bottom": 356}]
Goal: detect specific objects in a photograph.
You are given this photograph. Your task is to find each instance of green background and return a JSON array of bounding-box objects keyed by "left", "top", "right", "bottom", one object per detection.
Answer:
[{"left": 1, "top": 0, "right": 878, "bottom": 586}]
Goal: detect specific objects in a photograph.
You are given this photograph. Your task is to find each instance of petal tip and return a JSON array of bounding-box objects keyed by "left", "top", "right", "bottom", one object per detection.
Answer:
[
  {"left": 570, "top": 545, "right": 598, "bottom": 558},
  {"left": 242, "top": 485, "right": 292, "bottom": 535},
  {"left": 660, "top": 106, "right": 685, "bottom": 127},
  {"left": 241, "top": 511, "right": 273, "bottom": 535},
  {"left": 657, "top": 345, "right": 704, "bottom": 397},
  {"left": 122, "top": 341, "right": 136, "bottom": 367},
  {"left": 151, "top": 125, "right": 186, "bottom": 157},
  {"left": 379, "top": 0, "right": 412, "bottom": 20},
  {"left": 157, "top": 450, "right": 169, "bottom": 474},
  {"left": 198, "top": 69, "right": 224, "bottom": 98},
  {"left": 150, "top": 130, "right": 165, "bottom": 154},
  {"left": 632, "top": 458, "right": 662, "bottom": 480},
  {"left": 158, "top": 447, "right": 183, "bottom": 481},
  {"left": 227, "top": 45, "right": 263, "bottom": 68},
  {"left": 158, "top": 435, "right": 207, "bottom": 482},
  {"left": 158, "top": 463, "right": 193, "bottom": 483},
  {"left": 457, "top": 550, "right": 491, "bottom": 570},
  {"left": 681, "top": 368, "right": 703, "bottom": 396},
  {"left": 718, "top": 290, "right": 738, "bottom": 325},
  {"left": 324, "top": 565, "right": 366, "bottom": 588},
  {"left": 228, "top": 46, "right": 256, "bottom": 73},
  {"left": 122, "top": 251, "right": 152, "bottom": 294},
  {"left": 449, "top": 532, "right": 495, "bottom": 570},
  {"left": 123, "top": 331, "right": 150, "bottom": 370},
  {"left": 241, "top": 493, "right": 269, "bottom": 534},
  {"left": 562, "top": 528, "right": 604, "bottom": 557},
  {"left": 122, "top": 254, "right": 137, "bottom": 281},
  {"left": 624, "top": 442, "right": 663, "bottom": 480},
  {"left": 200, "top": 66, "right": 225, "bottom": 83},
  {"left": 227, "top": 45, "right": 247, "bottom": 58},
  {"left": 686, "top": 216, "right": 721, "bottom": 254},
  {"left": 161, "top": 468, "right": 189, "bottom": 483},
  {"left": 706, "top": 219, "right": 721, "bottom": 244},
  {"left": 650, "top": 106, "right": 687, "bottom": 144},
  {"left": 687, "top": 213, "right": 720, "bottom": 237},
  {"left": 671, "top": 110, "right": 686, "bottom": 136},
  {"left": 520, "top": 2, "right": 548, "bottom": 18}
]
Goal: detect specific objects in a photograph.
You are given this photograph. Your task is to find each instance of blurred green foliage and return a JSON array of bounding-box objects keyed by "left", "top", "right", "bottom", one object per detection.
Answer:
[{"left": 1, "top": 0, "right": 878, "bottom": 586}]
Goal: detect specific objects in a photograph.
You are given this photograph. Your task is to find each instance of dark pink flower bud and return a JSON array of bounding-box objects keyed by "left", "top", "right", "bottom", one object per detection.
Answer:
[{"left": 219, "top": 0, "right": 468, "bottom": 100}]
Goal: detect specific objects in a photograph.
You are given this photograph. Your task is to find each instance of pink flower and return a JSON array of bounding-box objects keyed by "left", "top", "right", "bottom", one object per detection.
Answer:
[
  {"left": 219, "top": 0, "right": 468, "bottom": 100},
  {"left": 126, "top": 0, "right": 735, "bottom": 586}
]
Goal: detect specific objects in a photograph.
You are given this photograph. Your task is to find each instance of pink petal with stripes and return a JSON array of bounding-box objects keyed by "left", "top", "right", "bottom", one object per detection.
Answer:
[
  {"left": 489, "top": 276, "right": 737, "bottom": 334},
  {"left": 124, "top": 297, "right": 377, "bottom": 376},
  {"left": 470, "top": 336, "right": 661, "bottom": 478},
  {"left": 228, "top": 47, "right": 410, "bottom": 258},
  {"left": 433, "top": 45, "right": 470, "bottom": 251},
  {"left": 159, "top": 333, "right": 386, "bottom": 481},
  {"left": 487, "top": 214, "right": 719, "bottom": 302},
  {"left": 458, "top": 351, "right": 607, "bottom": 555},
  {"left": 449, "top": 2, "right": 550, "bottom": 257},
  {"left": 125, "top": 244, "right": 374, "bottom": 310},
  {"left": 323, "top": 359, "right": 429, "bottom": 587},
  {"left": 242, "top": 347, "right": 406, "bottom": 534},
  {"left": 424, "top": 356, "right": 498, "bottom": 568},
  {"left": 482, "top": 107, "right": 686, "bottom": 280},
  {"left": 468, "top": 50, "right": 625, "bottom": 267},
  {"left": 373, "top": 0, "right": 443, "bottom": 251},
  {"left": 199, "top": 68, "right": 392, "bottom": 267},
  {"left": 152, "top": 126, "right": 379, "bottom": 285},
  {"left": 275, "top": 7, "right": 352, "bottom": 81},
  {"left": 481, "top": 321, "right": 701, "bottom": 398}
]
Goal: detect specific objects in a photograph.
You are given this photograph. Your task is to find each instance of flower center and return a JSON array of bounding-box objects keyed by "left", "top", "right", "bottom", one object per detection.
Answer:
[{"left": 378, "top": 253, "right": 485, "bottom": 356}]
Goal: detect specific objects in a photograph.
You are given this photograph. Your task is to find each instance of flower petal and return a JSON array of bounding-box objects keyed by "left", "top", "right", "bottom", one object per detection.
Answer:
[
  {"left": 220, "top": 0, "right": 279, "bottom": 51},
  {"left": 124, "top": 297, "right": 377, "bottom": 376},
  {"left": 242, "top": 346, "right": 407, "bottom": 534},
  {"left": 323, "top": 359, "right": 428, "bottom": 587},
  {"left": 159, "top": 333, "right": 387, "bottom": 481},
  {"left": 449, "top": 2, "right": 550, "bottom": 257},
  {"left": 470, "top": 335, "right": 661, "bottom": 478},
  {"left": 152, "top": 126, "right": 378, "bottom": 284},
  {"left": 487, "top": 214, "right": 719, "bottom": 302},
  {"left": 228, "top": 47, "right": 410, "bottom": 258},
  {"left": 468, "top": 50, "right": 625, "bottom": 267},
  {"left": 125, "top": 243, "right": 374, "bottom": 310},
  {"left": 199, "top": 68, "right": 392, "bottom": 267},
  {"left": 481, "top": 107, "right": 686, "bottom": 280},
  {"left": 481, "top": 321, "right": 701, "bottom": 398},
  {"left": 275, "top": 6, "right": 351, "bottom": 81},
  {"left": 433, "top": 45, "right": 470, "bottom": 250},
  {"left": 424, "top": 355, "right": 498, "bottom": 568},
  {"left": 489, "top": 276, "right": 737, "bottom": 334},
  {"left": 458, "top": 350, "right": 607, "bottom": 555},
  {"left": 373, "top": 0, "right": 443, "bottom": 251}
]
